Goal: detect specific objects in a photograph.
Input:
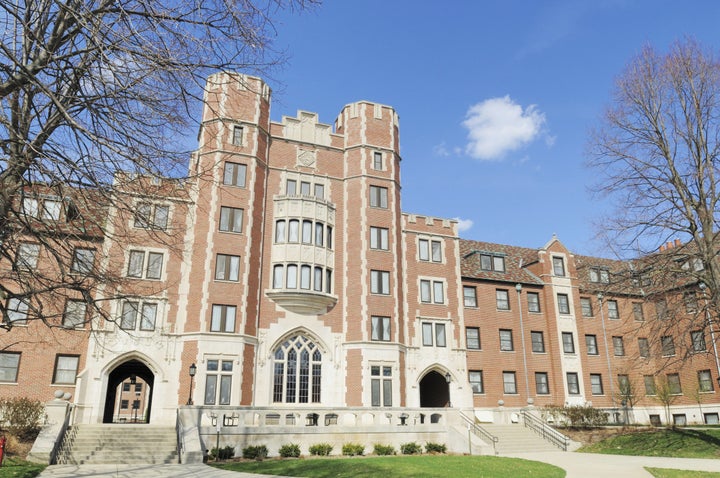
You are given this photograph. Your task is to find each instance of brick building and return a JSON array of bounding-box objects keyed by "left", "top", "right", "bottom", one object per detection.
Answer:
[{"left": 2, "top": 73, "right": 719, "bottom": 429}]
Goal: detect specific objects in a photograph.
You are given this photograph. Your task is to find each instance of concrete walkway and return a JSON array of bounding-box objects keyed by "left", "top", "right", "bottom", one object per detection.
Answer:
[{"left": 35, "top": 453, "right": 720, "bottom": 478}]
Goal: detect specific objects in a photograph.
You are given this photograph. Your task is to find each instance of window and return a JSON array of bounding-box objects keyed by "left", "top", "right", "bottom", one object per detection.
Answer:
[
  {"left": 300, "top": 181, "right": 311, "bottom": 196},
  {"left": 123, "top": 383, "right": 131, "bottom": 392},
  {"left": 562, "top": 332, "right": 575, "bottom": 354},
  {"left": 232, "top": 125, "right": 243, "bottom": 146},
  {"left": 527, "top": 292, "right": 540, "bottom": 312},
  {"left": 589, "top": 267, "right": 609, "bottom": 283},
  {"left": 698, "top": 370, "right": 714, "bottom": 392},
  {"left": 531, "top": 331, "right": 545, "bottom": 353},
  {"left": 418, "top": 239, "right": 442, "bottom": 262},
  {"left": 586, "top": 335, "right": 599, "bottom": 355},
  {"left": 134, "top": 203, "right": 169, "bottom": 230},
  {"left": 301, "top": 220, "right": 312, "bottom": 244},
  {"left": 371, "top": 365, "right": 393, "bottom": 407},
  {"left": 63, "top": 300, "right": 87, "bottom": 328},
  {"left": 369, "top": 185, "right": 388, "bottom": 208},
  {"left": 661, "top": 336, "right": 675, "bottom": 356},
  {"left": 580, "top": 297, "right": 593, "bottom": 317},
  {"left": 667, "top": 373, "right": 682, "bottom": 395},
  {"left": 463, "top": 286, "right": 477, "bottom": 307},
  {"left": 371, "top": 270, "right": 390, "bottom": 295},
  {"left": 127, "top": 250, "right": 164, "bottom": 279},
  {"left": 691, "top": 331, "right": 706, "bottom": 352},
  {"left": 496, "top": 289, "right": 510, "bottom": 310},
  {"left": 590, "top": 374, "right": 604, "bottom": 395},
  {"left": 684, "top": 292, "right": 698, "bottom": 313},
  {"left": 5, "top": 298, "right": 29, "bottom": 325},
  {"left": 633, "top": 302, "right": 645, "bottom": 321},
  {"left": 219, "top": 207, "right": 243, "bottom": 233},
  {"left": 272, "top": 264, "right": 284, "bottom": 288},
  {"left": 566, "top": 372, "right": 580, "bottom": 395},
  {"left": 422, "top": 322, "right": 446, "bottom": 347},
  {"left": 503, "top": 371, "right": 517, "bottom": 394},
  {"left": 53, "top": 355, "right": 79, "bottom": 385},
  {"left": 286, "top": 265, "right": 297, "bottom": 288},
  {"left": 613, "top": 336, "right": 625, "bottom": 356},
  {"left": 0, "top": 353, "right": 20, "bottom": 382},
  {"left": 638, "top": 337, "right": 650, "bottom": 358},
  {"left": 286, "top": 179, "right": 297, "bottom": 195},
  {"left": 70, "top": 248, "right": 95, "bottom": 275},
  {"left": 655, "top": 299, "right": 668, "bottom": 320},
  {"left": 314, "top": 184, "right": 324, "bottom": 199},
  {"left": 469, "top": 371, "right": 484, "bottom": 394},
  {"left": 315, "top": 223, "right": 324, "bottom": 246},
  {"left": 499, "top": 329, "right": 514, "bottom": 351},
  {"left": 371, "top": 316, "right": 391, "bottom": 341},
  {"left": 15, "top": 243, "right": 39, "bottom": 270},
  {"left": 215, "top": 254, "right": 240, "bottom": 281},
  {"left": 420, "top": 279, "right": 444, "bottom": 304},
  {"left": 272, "top": 334, "right": 322, "bottom": 403},
  {"left": 466, "top": 327, "right": 480, "bottom": 349},
  {"left": 607, "top": 300, "right": 619, "bottom": 319},
  {"left": 210, "top": 305, "right": 236, "bottom": 333},
  {"left": 204, "top": 359, "right": 233, "bottom": 405},
  {"left": 370, "top": 227, "right": 389, "bottom": 250},
  {"left": 480, "top": 254, "right": 505, "bottom": 272},
  {"left": 557, "top": 294, "right": 570, "bottom": 314},
  {"left": 275, "top": 220, "right": 286, "bottom": 243},
  {"left": 120, "top": 301, "right": 158, "bottom": 331},
  {"left": 644, "top": 375, "right": 656, "bottom": 395},
  {"left": 120, "top": 400, "right": 129, "bottom": 409},
  {"left": 535, "top": 372, "right": 549, "bottom": 395},
  {"left": 373, "top": 152, "right": 383, "bottom": 170},
  {"left": 223, "top": 162, "right": 246, "bottom": 187},
  {"left": 21, "top": 197, "right": 38, "bottom": 218},
  {"left": 23, "top": 197, "right": 61, "bottom": 220},
  {"left": 552, "top": 256, "right": 565, "bottom": 276},
  {"left": 618, "top": 374, "right": 630, "bottom": 395}
]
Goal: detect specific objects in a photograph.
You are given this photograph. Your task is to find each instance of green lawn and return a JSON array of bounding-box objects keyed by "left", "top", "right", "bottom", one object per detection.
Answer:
[
  {"left": 0, "top": 457, "right": 46, "bottom": 478},
  {"left": 579, "top": 428, "right": 720, "bottom": 458},
  {"left": 212, "top": 455, "right": 565, "bottom": 478},
  {"left": 646, "top": 468, "right": 720, "bottom": 478}
]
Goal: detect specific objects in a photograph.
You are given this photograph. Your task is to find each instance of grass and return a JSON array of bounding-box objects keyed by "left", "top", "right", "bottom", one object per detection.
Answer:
[
  {"left": 0, "top": 457, "right": 46, "bottom": 478},
  {"left": 212, "top": 455, "right": 566, "bottom": 478},
  {"left": 578, "top": 428, "right": 720, "bottom": 459},
  {"left": 646, "top": 468, "right": 720, "bottom": 478}
]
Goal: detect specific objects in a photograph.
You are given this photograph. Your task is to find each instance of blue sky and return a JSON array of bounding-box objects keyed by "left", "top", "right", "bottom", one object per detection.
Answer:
[{"left": 264, "top": 1, "right": 720, "bottom": 257}]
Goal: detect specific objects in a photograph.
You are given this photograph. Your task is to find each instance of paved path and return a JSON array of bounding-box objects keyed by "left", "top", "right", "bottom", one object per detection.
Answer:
[{"left": 36, "top": 453, "right": 720, "bottom": 477}]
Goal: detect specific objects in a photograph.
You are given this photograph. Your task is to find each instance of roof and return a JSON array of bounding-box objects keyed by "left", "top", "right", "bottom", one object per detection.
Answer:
[{"left": 460, "top": 239, "right": 543, "bottom": 285}]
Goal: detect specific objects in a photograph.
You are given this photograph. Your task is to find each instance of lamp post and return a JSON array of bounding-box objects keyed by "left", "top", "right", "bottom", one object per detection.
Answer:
[
  {"left": 445, "top": 372, "right": 452, "bottom": 407},
  {"left": 134, "top": 391, "right": 140, "bottom": 423},
  {"left": 516, "top": 283, "right": 531, "bottom": 403},
  {"left": 187, "top": 363, "right": 197, "bottom": 406}
]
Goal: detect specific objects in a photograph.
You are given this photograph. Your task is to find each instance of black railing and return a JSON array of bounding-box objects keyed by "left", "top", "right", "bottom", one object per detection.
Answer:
[
  {"left": 51, "top": 405, "right": 76, "bottom": 465},
  {"left": 521, "top": 411, "right": 570, "bottom": 451},
  {"left": 459, "top": 411, "right": 498, "bottom": 455}
]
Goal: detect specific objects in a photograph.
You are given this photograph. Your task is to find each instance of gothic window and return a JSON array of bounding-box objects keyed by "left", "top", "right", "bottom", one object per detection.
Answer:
[{"left": 272, "top": 335, "right": 322, "bottom": 404}]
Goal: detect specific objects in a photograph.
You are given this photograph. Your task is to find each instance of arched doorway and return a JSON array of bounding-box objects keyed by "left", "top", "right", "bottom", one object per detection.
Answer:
[
  {"left": 102, "top": 359, "right": 155, "bottom": 424},
  {"left": 419, "top": 370, "right": 450, "bottom": 407}
]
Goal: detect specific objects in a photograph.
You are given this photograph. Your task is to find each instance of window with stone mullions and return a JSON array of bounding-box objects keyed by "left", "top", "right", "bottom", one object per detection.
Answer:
[
  {"left": 204, "top": 359, "right": 233, "bottom": 405},
  {"left": 480, "top": 254, "right": 505, "bottom": 272},
  {"left": 371, "top": 270, "right": 390, "bottom": 295},
  {"left": 134, "top": 203, "right": 169, "bottom": 230},
  {"left": 211, "top": 304, "right": 236, "bottom": 333},
  {"left": 219, "top": 206, "right": 243, "bottom": 233},
  {"left": 371, "top": 365, "right": 392, "bottom": 407},
  {"left": 371, "top": 316, "right": 391, "bottom": 341},
  {"left": 127, "top": 250, "right": 163, "bottom": 280},
  {"left": 120, "top": 301, "right": 158, "bottom": 331},
  {"left": 370, "top": 227, "right": 389, "bottom": 250},
  {"left": 223, "top": 162, "right": 246, "bottom": 187},
  {"left": 418, "top": 239, "right": 442, "bottom": 262},
  {"left": 369, "top": 185, "right": 388, "bottom": 208},
  {"left": 420, "top": 279, "right": 444, "bottom": 304},
  {"left": 215, "top": 254, "right": 240, "bottom": 281}
]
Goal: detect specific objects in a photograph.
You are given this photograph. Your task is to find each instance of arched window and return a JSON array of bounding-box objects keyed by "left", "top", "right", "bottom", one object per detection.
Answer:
[
  {"left": 275, "top": 220, "right": 286, "bottom": 243},
  {"left": 272, "top": 335, "right": 322, "bottom": 403},
  {"left": 272, "top": 265, "right": 284, "bottom": 288}
]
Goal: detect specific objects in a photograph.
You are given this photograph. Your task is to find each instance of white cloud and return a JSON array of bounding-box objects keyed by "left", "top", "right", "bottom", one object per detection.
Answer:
[
  {"left": 454, "top": 217, "right": 474, "bottom": 233},
  {"left": 433, "top": 142, "right": 450, "bottom": 157},
  {"left": 462, "top": 96, "right": 546, "bottom": 160}
]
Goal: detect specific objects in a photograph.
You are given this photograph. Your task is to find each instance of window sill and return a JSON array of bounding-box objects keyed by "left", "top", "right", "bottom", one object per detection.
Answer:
[{"left": 266, "top": 290, "right": 337, "bottom": 315}]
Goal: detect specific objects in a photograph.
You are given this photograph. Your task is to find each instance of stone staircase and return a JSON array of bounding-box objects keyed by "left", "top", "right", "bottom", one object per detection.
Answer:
[
  {"left": 483, "top": 423, "right": 565, "bottom": 454},
  {"left": 56, "top": 424, "right": 179, "bottom": 465}
]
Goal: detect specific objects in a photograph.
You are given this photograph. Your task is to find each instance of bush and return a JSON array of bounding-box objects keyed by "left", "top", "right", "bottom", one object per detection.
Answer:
[
  {"left": 279, "top": 443, "right": 301, "bottom": 458},
  {"left": 400, "top": 442, "right": 422, "bottom": 455},
  {"left": 425, "top": 442, "right": 446, "bottom": 454},
  {"left": 308, "top": 443, "right": 333, "bottom": 456},
  {"left": 209, "top": 445, "right": 235, "bottom": 460},
  {"left": 542, "top": 405, "right": 608, "bottom": 428},
  {"left": 373, "top": 444, "right": 396, "bottom": 456},
  {"left": 0, "top": 397, "right": 44, "bottom": 441},
  {"left": 241, "top": 445, "right": 267, "bottom": 460},
  {"left": 342, "top": 442, "right": 365, "bottom": 456}
]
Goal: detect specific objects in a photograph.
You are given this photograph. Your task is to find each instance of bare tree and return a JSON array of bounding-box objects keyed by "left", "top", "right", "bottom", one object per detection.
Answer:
[
  {"left": 589, "top": 39, "right": 720, "bottom": 352},
  {"left": 652, "top": 375, "right": 679, "bottom": 427},
  {"left": 0, "top": 0, "right": 315, "bottom": 329}
]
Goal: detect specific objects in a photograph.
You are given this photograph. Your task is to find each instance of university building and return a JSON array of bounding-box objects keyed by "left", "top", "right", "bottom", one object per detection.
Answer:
[{"left": 2, "top": 73, "right": 720, "bottom": 458}]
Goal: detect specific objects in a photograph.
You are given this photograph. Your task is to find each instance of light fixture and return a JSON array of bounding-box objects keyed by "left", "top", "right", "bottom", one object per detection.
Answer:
[
  {"left": 445, "top": 372, "right": 451, "bottom": 383},
  {"left": 187, "top": 363, "right": 197, "bottom": 405}
]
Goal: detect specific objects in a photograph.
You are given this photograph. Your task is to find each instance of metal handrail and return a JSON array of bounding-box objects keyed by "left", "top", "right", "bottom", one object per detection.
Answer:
[
  {"left": 521, "top": 410, "right": 570, "bottom": 451},
  {"left": 51, "top": 405, "right": 76, "bottom": 465},
  {"left": 459, "top": 411, "right": 498, "bottom": 455}
]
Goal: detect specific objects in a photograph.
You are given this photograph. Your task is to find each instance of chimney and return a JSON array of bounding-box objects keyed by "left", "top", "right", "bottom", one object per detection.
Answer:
[
  {"left": 674, "top": 238, "right": 681, "bottom": 247},
  {"left": 659, "top": 244, "right": 666, "bottom": 252}
]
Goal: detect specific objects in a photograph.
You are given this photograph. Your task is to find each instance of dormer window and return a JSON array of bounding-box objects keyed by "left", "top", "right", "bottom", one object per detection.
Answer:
[
  {"left": 589, "top": 267, "right": 609, "bottom": 283},
  {"left": 480, "top": 254, "right": 505, "bottom": 272}
]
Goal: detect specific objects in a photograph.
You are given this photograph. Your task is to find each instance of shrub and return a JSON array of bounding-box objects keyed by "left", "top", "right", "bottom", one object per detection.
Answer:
[
  {"left": 241, "top": 445, "right": 267, "bottom": 460},
  {"left": 308, "top": 443, "right": 333, "bottom": 456},
  {"left": 0, "top": 397, "right": 44, "bottom": 441},
  {"left": 209, "top": 445, "right": 235, "bottom": 460},
  {"left": 542, "top": 404, "right": 608, "bottom": 428},
  {"left": 373, "top": 444, "right": 396, "bottom": 456},
  {"left": 279, "top": 443, "right": 301, "bottom": 458},
  {"left": 342, "top": 442, "right": 365, "bottom": 456},
  {"left": 400, "top": 442, "right": 422, "bottom": 455},
  {"left": 425, "top": 442, "right": 447, "bottom": 454}
]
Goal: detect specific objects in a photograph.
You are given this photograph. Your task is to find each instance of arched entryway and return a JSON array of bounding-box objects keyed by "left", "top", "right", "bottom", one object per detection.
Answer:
[
  {"left": 419, "top": 370, "right": 450, "bottom": 407},
  {"left": 102, "top": 359, "right": 155, "bottom": 424}
]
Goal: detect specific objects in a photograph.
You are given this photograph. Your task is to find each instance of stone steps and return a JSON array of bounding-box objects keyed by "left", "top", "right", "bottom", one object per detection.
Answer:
[
  {"left": 57, "top": 425, "right": 178, "bottom": 465},
  {"left": 483, "top": 424, "right": 565, "bottom": 454}
]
